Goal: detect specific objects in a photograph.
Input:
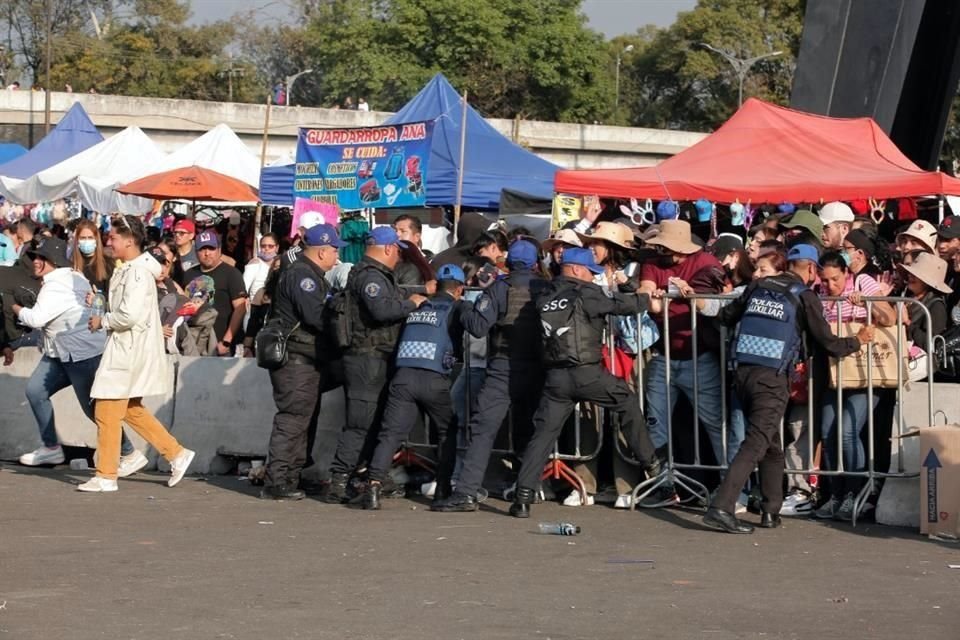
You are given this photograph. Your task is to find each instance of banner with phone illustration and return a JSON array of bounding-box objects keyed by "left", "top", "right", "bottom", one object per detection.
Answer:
[{"left": 294, "top": 122, "right": 434, "bottom": 210}]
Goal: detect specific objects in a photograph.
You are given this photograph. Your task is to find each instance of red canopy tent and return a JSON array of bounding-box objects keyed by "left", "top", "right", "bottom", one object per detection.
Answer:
[{"left": 555, "top": 99, "right": 960, "bottom": 204}]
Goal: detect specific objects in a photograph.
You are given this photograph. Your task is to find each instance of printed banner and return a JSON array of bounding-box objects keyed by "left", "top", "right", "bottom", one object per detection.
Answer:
[
  {"left": 294, "top": 122, "right": 433, "bottom": 210},
  {"left": 552, "top": 193, "right": 582, "bottom": 230}
]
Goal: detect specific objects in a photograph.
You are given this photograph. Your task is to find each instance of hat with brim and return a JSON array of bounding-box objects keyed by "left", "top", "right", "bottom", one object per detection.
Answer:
[
  {"left": 576, "top": 221, "right": 634, "bottom": 250},
  {"left": 645, "top": 219, "right": 700, "bottom": 254},
  {"left": 26, "top": 238, "right": 70, "bottom": 269},
  {"left": 780, "top": 209, "right": 824, "bottom": 241},
  {"left": 901, "top": 252, "right": 953, "bottom": 294},
  {"left": 561, "top": 247, "right": 605, "bottom": 275},
  {"left": 542, "top": 228, "right": 583, "bottom": 252},
  {"left": 896, "top": 219, "right": 938, "bottom": 253}
]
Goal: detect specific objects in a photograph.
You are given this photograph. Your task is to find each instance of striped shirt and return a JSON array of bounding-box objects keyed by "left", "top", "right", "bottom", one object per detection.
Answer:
[{"left": 821, "top": 272, "right": 882, "bottom": 323}]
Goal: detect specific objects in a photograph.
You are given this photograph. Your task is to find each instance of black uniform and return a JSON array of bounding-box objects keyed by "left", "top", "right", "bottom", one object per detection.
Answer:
[
  {"left": 329, "top": 255, "right": 417, "bottom": 478},
  {"left": 264, "top": 256, "right": 332, "bottom": 491},
  {"left": 514, "top": 276, "right": 658, "bottom": 501},
  {"left": 712, "top": 272, "right": 862, "bottom": 516},
  {"left": 365, "top": 292, "right": 464, "bottom": 494},
  {"left": 443, "top": 269, "right": 548, "bottom": 501}
]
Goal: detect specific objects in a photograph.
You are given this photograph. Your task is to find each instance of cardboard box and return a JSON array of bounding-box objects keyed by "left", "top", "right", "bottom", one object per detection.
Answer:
[{"left": 916, "top": 425, "right": 960, "bottom": 539}]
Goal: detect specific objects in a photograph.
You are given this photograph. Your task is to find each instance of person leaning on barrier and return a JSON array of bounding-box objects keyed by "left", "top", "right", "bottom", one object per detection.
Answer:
[
  {"left": 509, "top": 248, "right": 661, "bottom": 519},
  {"left": 431, "top": 238, "right": 549, "bottom": 513},
  {"left": 260, "top": 223, "right": 345, "bottom": 500},
  {"left": 361, "top": 264, "right": 467, "bottom": 510},
  {"left": 703, "top": 244, "right": 874, "bottom": 534},
  {"left": 324, "top": 226, "right": 428, "bottom": 504}
]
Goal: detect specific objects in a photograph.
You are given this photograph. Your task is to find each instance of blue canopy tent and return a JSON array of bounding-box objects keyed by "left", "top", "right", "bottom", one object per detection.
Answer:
[
  {"left": 385, "top": 74, "right": 558, "bottom": 209},
  {"left": 0, "top": 143, "right": 27, "bottom": 165},
  {"left": 0, "top": 102, "right": 103, "bottom": 180},
  {"left": 259, "top": 74, "right": 558, "bottom": 209}
]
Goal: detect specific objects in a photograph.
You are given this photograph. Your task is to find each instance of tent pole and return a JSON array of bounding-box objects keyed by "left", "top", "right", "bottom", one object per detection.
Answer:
[
  {"left": 453, "top": 90, "right": 468, "bottom": 242},
  {"left": 254, "top": 94, "right": 273, "bottom": 244},
  {"left": 939, "top": 194, "right": 945, "bottom": 224}
]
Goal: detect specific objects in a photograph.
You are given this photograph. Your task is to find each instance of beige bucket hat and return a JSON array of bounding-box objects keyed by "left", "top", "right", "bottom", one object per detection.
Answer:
[
  {"left": 542, "top": 228, "right": 583, "bottom": 252},
  {"left": 645, "top": 219, "right": 701, "bottom": 254},
  {"left": 901, "top": 252, "right": 953, "bottom": 294},
  {"left": 897, "top": 219, "right": 938, "bottom": 253},
  {"left": 576, "top": 221, "right": 634, "bottom": 250}
]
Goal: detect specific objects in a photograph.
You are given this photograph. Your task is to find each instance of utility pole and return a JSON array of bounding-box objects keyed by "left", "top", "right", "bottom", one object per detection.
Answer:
[
  {"left": 44, "top": 0, "right": 53, "bottom": 134},
  {"left": 698, "top": 43, "right": 783, "bottom": 108},
  {"left": 615, "top": 44, "right": 634, "bottom": 110},
  {"left": 219, "top": 53, "right": 245, "bottom": 103}
]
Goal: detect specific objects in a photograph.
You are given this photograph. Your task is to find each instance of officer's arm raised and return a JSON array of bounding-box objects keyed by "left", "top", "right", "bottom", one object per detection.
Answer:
[{"left": 362, "top": 273, "right": 417, "bottom": 322}]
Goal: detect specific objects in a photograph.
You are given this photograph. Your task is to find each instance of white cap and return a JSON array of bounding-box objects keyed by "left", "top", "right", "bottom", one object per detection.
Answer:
[
  {"left": 819, "top": 201, "right": 855, "bottom": 225},
  {"left": 299, "top": 211, "right": 324, "bottom": 230}
]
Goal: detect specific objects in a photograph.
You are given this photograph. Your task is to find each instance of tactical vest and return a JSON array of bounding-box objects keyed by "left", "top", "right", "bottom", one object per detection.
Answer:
[
  {"left": 348, "top": 260, "right": 404, "bottom": 355},
  {"left": 489, "top": 274, "right": 545, "bottom": 361},
  {"left": 395, "top": 298, "right": 456, "bottom": 374},
  {"left": 732, "top": 280, "right": 806, "bottom": 374},
  {"left": 275, "top": 261, "right": 328, "bottom": 361},
  {"left": 539, "top": 283, "right": 603, "bottom": 367}
]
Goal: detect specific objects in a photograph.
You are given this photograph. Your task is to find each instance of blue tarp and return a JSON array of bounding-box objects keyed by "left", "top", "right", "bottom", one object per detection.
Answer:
[
  {"left": 258, "top": 74, "right": 559, "bottom": 209},
  {"left": 0, "top": 143, "right": 27, "bottom": 165},
  {"left": 0, "top": 102, "right": 103, "bottom": 180}
]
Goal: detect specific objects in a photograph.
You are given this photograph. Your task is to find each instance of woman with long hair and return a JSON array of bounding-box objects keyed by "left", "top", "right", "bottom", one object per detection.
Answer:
[
  {"left": 79, "top": 215, "right": 194, "bottom": 492},
  {"left": 72, "top": 218, "right": 114, "bottom": 297}
]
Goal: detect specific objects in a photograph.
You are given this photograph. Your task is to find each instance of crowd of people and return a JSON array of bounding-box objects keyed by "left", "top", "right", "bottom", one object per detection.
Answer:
[{"left": 2, "top": 198, "right": 958, "bottom": 533}]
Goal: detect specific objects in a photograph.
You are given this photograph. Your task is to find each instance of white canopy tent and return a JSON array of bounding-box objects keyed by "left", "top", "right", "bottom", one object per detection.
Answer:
[
  {"left": 0, "top": 126, "right": 165, "bottom": 214},
  {"left": 152, "top": 123, "right": 260, "bottom": 188}
]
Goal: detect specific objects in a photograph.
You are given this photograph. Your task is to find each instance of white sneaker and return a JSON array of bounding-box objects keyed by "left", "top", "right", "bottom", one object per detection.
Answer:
[
  {"left": 562, "top": 490, "right": 594, "bottom": 507},
  {"left": 19, "top": 445, "right": 65, "bottom": 466},
  {"left": 420, "top": 480, "right": 437, "bottom": 498},
  {"left": 613, "top": 494, "right": 633, "bottom": 509},
  {"left": 735, "top": 493, "right": 750, "bottom": 514},
  {"left": 167, "top": 448, "right": 195, "bottom": 487},
  {"left": 780, "top": 490, "right": 812, "bottom": 517},
  {"left": 117, "top": 450, "right": 149, "bottom": 478},
  {"left": 77, "top": 476, "right": 118, "bottom": 492}
]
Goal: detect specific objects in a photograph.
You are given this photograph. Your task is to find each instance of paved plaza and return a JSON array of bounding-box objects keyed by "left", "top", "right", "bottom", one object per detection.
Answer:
[{"left": 1, "top": 463, "right": 957, "bottom": 639}]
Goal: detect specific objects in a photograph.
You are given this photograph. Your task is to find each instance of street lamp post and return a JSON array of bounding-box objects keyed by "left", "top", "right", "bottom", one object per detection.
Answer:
[
  {"left": 615, "top": 44, "right": 634, "bottom": 110},
  {"left": 285, "top": 68, "right": 313, "bottom": 106},
  {"left": 698, "top": 43, "right": 783, "bottom": 107}
]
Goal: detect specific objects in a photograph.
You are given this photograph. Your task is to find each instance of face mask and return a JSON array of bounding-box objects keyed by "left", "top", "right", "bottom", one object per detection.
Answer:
[
  {"left": 840, "top": 251, "right": 852, "bottom": 267},
  {"left": 657, "top": 254, "right": 675, "bottom": 268},
  {"left": 78, "top": 239, "right": 97, "bottom": 256},
  {"left": 258, "top": 250, "right": 277, "bottom": 262}
]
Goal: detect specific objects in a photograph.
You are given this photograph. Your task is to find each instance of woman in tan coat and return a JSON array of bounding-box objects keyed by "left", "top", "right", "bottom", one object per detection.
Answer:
[{"left": 78, "top": 215, "right": 194, "bottom": 492}]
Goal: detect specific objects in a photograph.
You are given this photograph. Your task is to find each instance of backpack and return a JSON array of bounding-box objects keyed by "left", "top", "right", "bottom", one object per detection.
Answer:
[{"left": 539, "top": 284, "right": 600, "bottom": 367}]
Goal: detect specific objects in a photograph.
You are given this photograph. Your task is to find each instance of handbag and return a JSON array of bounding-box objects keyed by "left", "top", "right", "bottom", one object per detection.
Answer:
[
  {"left": 255, "top": 319, "right": 300, "bottom": 370},
  {"left": 828, "top": 321, "right": 909, "bottom": 389}
]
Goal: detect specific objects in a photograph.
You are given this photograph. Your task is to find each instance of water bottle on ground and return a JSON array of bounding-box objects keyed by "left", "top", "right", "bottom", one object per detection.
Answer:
[{"left": 538, "top": 522, "right": 580, "bottom": 536}]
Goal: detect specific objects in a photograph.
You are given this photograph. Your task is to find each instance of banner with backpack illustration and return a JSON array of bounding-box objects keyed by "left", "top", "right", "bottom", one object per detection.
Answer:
[{"left": 294, "top": 121, "right": 434, "bottom": 211}]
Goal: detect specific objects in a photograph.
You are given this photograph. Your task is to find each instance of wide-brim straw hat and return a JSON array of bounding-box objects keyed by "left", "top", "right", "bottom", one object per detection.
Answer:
[
  {"left": 542, "top": 228, "right": 583, "bottom": 252},
  {"left": 576, "top": 221, "right": 634, "bottom": 250},
  {"left": 901, "top": 252, "right": 953, "bottom": 294},
  {"left": 645, "top": 219, "right": 701, "bottom": 254}
]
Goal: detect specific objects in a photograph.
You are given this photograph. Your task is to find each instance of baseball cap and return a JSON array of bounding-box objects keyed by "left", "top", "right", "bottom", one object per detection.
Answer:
[
  {"left": 506, "top": 239, "right": 538, "bottom": 268},
  {"left": 146, "top": 246, "right": 169, "bottom": 266},
  {"left": 436, "top": 264, "right": 466, "bottom": 284},
  {"left": 173, "top": 219, "right": 195, "bottom": 234},
  {"left": 939, "top": 215, "right": 960, "bottom": 240},
  {"left": 819, "top": 201, "right": 855, "bottom": 226},
  {"left": 366, "top": 226, "right": 408, "bottom": 248},
  {"left": 561, "top": 247, "right": 604, "bottom": 274},
  {"left": 26, "top": 237, "right": 70, "bottom": 268},
  {"left": 195, "top": 230, "right": 219, "bottom": 250},
  {"left": 298, "top": 211, "right": 324, "bottom": 231},
  {"left": 780, "top": 209, "right": 824, "bottom": 243},
  {"left": 304, "top": 223, "right": 346, "bottom": 248},
  {"left": 786, "top": 243, "right": 819, "bottom": 263},
  {"left": 708, "top": 233, "right": 744, "bottom": 258}
]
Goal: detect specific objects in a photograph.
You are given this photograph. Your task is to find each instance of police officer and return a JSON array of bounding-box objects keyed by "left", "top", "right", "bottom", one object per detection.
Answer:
[
  {"left": 324, "top": 226, "right": 428, "bottom": 503},
  {"left": 431, "top": 238, "right": 548, "bottom": 512},
  {"left": 509, "top": 248, "right": 661, "bottom": 518},
  {"left": 361, "top": 264, "right": 467, "bottom": 509},
  {"left": 704, "top": 244, "right": 875, "bottom": 533},
  {"left": 261, "top": 223, "right": 344, "bottom": 500}
]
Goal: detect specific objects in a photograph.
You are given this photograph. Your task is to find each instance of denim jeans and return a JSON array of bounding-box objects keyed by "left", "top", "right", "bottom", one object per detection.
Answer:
[
  {"left": 644, "top": 352, "right": 727, "bottom": 465},
  {"left": 26, "top": 354, "right": 134, "bottom": 455},
  {"left": 820, "top": 389, "right": 878, "bottom": 480},
  {"left": 728, "top": 392, "right": 746, "bottom": 465}
]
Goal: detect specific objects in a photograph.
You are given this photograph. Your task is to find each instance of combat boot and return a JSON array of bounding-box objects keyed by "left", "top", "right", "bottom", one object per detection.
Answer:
[
  {"left": 509, "top": 486, "right": 535, "bottom": 518},
  {"left": 363, "top": 481, "right": 382, "bottom": 510},
  {"left": 323, "top": 472, "right": 350, "bottom": 504}
]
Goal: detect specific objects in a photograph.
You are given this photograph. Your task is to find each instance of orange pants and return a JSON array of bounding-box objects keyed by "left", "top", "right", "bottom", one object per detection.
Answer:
[{"left": 94, "top": 398, "right": 183, "bottom": 480}]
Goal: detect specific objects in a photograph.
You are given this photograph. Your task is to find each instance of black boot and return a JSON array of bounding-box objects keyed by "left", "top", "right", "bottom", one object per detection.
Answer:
[
  {"left": 363, "top": 481, "right": 382, "bottom": 510},
  {"left": 432, "top": 492, "right": 478, "bottom": 512},
  {"left": 259, "top": 484, "right": 306, "bottom": 500},
  {"left": 322, "top": 472, "right": 349, "bottom": 504},
  {"left": 509, "top": 487, "right": 534, "bottom": 518}
]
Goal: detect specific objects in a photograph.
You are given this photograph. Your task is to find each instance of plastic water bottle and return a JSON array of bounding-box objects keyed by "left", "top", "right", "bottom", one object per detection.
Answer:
[
  {"left": 90, "top": 292, "right": 105, "bottom": 318},
  {"left": 538, "top": 522, "right": 580, "bottom": 536}
]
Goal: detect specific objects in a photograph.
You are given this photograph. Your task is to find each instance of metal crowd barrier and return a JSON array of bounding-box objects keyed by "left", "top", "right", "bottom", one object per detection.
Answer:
[{"left": 626, "top": 291, "right": 936, "bottom": 527}]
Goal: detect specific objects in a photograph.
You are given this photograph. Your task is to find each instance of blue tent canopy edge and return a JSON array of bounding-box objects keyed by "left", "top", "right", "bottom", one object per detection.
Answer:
[{"left": 0, "top": 102, "right": 103, "bottom": 180}]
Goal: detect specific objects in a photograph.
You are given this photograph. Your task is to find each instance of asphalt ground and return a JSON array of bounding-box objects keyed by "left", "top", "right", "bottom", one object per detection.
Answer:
[{"left": 1, "top": 463, "right": 957, "bottom": 640}]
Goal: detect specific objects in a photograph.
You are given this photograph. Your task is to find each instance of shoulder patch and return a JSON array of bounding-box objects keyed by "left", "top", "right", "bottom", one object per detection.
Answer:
[
  {"left": 300, "top": 277, "right": 317, "bottom": 292},
  {"left": 364, "top": 282, "right": 381, "bottom": 298},
  {"left": 478, "top": 297, "right": 491, "bottom": 312}
]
